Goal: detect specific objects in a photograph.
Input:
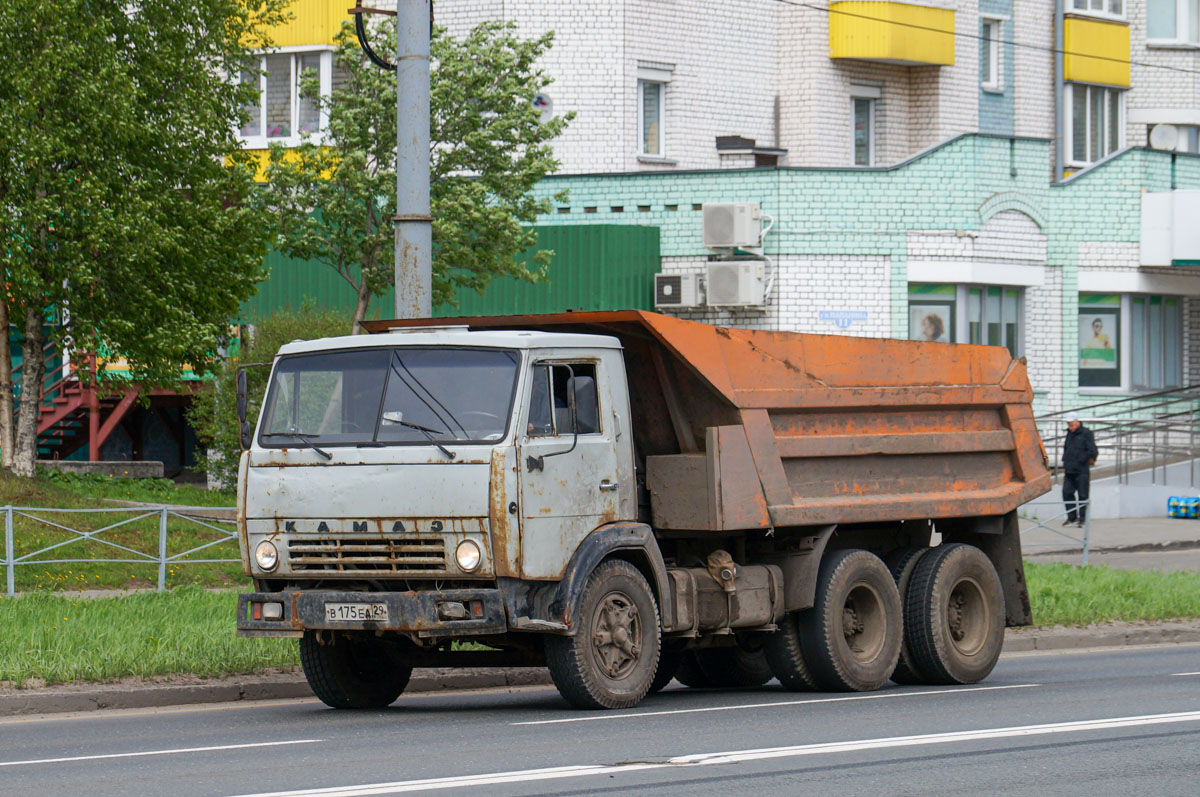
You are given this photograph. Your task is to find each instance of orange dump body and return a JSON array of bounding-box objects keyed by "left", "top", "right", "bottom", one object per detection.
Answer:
[{"left": 366, "top": 311, "right": 1052, "bottom": 529}]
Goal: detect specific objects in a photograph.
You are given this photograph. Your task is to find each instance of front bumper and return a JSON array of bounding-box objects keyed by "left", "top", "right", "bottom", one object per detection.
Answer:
[{"left": 237, "top": 589, "right": 507, "bottom": 638}]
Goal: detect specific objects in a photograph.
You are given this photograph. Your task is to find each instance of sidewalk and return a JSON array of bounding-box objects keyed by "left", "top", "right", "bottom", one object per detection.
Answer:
[{"left": 1017, "top": 515, "right": 1200, "bottom": 571}]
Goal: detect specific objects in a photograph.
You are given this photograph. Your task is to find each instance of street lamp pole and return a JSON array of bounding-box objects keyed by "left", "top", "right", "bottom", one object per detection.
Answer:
[{"left": 394, "top": 0, "right": 432, "bottom": 319}]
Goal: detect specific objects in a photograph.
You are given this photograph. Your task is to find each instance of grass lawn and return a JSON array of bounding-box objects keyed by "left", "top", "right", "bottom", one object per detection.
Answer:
[
  {"left": 1, "top": 561, "right": 1197, "bottom": 688},
  {"left": 0, "top": 588, "right": 295, "bottom": 687},
  {"left": 1024, "top": 561, "right": 1200, "bottom": 627},
  {"left": 0, "top": 471, "right": 242, "bottom": 591}
]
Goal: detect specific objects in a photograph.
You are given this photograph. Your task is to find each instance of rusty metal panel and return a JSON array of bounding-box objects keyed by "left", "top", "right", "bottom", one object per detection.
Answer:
[{"left": 364, "top": 311, "right": 1053, "bottom": 525}]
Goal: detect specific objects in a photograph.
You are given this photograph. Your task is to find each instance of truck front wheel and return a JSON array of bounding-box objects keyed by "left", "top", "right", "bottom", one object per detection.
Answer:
[
  {"left": 545, "top": 560, "right": 661, "bottom": 709},
  {"left": 904, "top": 543, "right": 1005, "bottom": 685},
  {"left": 299, "top": 631, "right": 412, "bottom": 709},
  {"left": 798, "top": 549, "right": 902, "bottom": 692}
]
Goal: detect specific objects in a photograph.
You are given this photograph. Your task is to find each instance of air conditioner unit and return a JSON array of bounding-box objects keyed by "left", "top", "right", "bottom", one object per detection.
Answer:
[
  {"left": 705, "top": 261, "right": 764, "bottom": 307},
  {"left": 654, "top": 273, "right": 702, "bottom": 309},
  {"left": 702, "top": 203, "right": 762, "bottom": 249}
]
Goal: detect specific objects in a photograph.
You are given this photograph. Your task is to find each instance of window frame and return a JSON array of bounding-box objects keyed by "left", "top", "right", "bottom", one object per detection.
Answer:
[
  {"left": 980, "top": 17, "right": 1003, "bottom": 92},
  {"left": 851, "top": 96, "right": 876, "bottom": 167},
  {"left": 238, "top": 47, "right": 335, "bottom": 150},
  {"left": 1146, "top": 0, "right": 1200, "bottom": 46},
  {"left": 1069, "top": 0, "right": 1125, "bottom": 21},
  {"left": 908, "top": 283, "right": 1024, "bottom": 357},
  {"left": 1065, "top": 83, "right": 1125, "bottom": 167},
  {"left": 637, "top": 79, "right": 666, "bottom": 158}
]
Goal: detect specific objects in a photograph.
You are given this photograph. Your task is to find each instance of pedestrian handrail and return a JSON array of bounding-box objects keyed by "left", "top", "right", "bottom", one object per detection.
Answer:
[
  {"left": 0, "top": 505, "right": 238, "bottom": 596},
  {"left": 1037, "top": 385, "right": 1200, "bottom": 487},
  {"left": 1018, "top": 498, "right": 1092, "bottom": 566}
]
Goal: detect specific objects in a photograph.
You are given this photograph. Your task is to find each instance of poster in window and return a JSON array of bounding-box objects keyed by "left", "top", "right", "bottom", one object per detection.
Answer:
[
  {"left": 1079, "top": 312, "right": 1117, "bottom": 369},
  {"left": 909, "top": 304, "right": 952, "bottom": 343},
  {"left": 1078, "top": 307, "right": 1120, "bottom": 387}
]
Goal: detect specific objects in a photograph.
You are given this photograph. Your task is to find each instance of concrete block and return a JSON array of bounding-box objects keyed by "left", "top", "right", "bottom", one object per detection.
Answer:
[{"left": 38, "top": 460, "right": 165, "bottom": 479}]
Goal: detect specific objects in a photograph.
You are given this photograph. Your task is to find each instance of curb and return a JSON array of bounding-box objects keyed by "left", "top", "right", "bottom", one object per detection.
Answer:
[{"left": 3, "top": 622, "right": 1199, "bottom": 717}]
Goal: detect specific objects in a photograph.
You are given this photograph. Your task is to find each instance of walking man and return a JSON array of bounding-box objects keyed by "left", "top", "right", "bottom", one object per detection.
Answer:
[{"left": 1062, "top": 412, "right": 1097, "bottom": 527}]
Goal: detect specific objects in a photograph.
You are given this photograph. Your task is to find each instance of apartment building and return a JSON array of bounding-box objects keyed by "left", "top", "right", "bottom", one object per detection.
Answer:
[{"left": 242, "top": 0, "right": 1200, "bottom": 414}]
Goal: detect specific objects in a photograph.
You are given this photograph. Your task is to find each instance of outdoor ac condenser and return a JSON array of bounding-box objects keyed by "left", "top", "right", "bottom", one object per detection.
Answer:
[
  {"left": 705, "top": 261, "right": 764, "bottom": 307},
  {"left": 702, "top": 203, "right": 762, "bottom": 249},
  {"left": 654, "top": 273, "right": 702, "bottom": 309}
]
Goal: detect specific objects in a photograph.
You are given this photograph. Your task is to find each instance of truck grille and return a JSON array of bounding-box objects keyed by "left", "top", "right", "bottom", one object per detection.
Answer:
[{"left": 287, "top": 537, "right": 446, "bottom": 573}]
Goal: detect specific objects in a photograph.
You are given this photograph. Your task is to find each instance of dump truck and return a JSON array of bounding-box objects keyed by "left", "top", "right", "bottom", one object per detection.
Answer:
[{"left": 235, "top": 311, "right": 1051, "bottom": 710}]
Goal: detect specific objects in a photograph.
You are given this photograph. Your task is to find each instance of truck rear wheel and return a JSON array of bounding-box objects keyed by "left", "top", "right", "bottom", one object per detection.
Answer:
[
  {"left": 904, "top": 543, "right": 1005, "bottom": 685},
  {"left": 545, "top": 559, "right": 661, "bottom": 709},
  {"left": 299, "top": 631, "right": 412, "bottom": 709},
  {"left": 884, "top": 545, "right": 931, "bottom": 685},
  {"left": 798, "top": 549, "right": 902, "bottom": 692}
]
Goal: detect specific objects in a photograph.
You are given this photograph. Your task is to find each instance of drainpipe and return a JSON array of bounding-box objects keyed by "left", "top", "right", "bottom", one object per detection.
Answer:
[
  {"left": 394, "top": 0, "right": 432, "bottom": 319},
  {"left": 1054, "top": 0, "right": 1065, "bottom": 182}
]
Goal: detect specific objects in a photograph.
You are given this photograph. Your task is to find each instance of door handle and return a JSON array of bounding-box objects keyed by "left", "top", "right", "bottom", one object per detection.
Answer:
[{"left": 599, "top": 480, "right": 618, "bottom": 492}]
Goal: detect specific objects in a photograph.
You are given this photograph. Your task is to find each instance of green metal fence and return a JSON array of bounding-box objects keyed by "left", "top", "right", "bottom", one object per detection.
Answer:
[{"left": 240, "top": 224, "right": 660, "bottom": 323}]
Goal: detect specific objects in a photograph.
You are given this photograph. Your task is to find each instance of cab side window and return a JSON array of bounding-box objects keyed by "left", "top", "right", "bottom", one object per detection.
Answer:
[{"left": 526, "top": 363, "right": 600, "bottom": 437}]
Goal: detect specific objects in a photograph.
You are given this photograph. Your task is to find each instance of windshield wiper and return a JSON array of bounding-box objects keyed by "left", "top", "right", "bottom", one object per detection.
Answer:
[
  {"left": 262, "top": 432, "right": 332, "bottom": 460},
  {"left": 391, "top": 419, "right": 456, "bottom": 460}
]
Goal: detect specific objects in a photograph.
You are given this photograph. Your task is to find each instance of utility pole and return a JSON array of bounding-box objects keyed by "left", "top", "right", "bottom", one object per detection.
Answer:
[{"left": 394, "top": 0, "right": 432, "bottom": 319}]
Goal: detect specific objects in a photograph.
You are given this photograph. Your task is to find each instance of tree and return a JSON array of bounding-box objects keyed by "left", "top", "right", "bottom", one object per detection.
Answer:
[
  {"left": 263, "top": 19, "right": 572, "bottom": 334},
  {"left": 190, "top": 302, "right": 349, "bottom": 488},
  {"left": 0, "top": 0, "right": 285, "bottom": 476}
]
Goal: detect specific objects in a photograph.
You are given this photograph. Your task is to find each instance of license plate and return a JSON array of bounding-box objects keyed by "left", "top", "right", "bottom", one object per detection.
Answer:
[{"left": 325, "top": 602, "right": 388, "bottom": 622}]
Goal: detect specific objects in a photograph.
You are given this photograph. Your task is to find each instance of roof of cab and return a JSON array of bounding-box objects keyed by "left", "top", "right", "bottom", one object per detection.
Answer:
[{"left": 275, "top": 327, "right": 622, "bottom": 357}]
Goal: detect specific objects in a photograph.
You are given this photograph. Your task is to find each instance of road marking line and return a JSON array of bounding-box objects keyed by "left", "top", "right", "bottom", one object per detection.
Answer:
[
  {"left": 0, "top": 739, "right": 322, "bottom": 768},
  {"left": 1171, "top": 671, "right": 1200, "bottom": 676},
  {"left": 510, "top": 683, "right": 1038, "bottom": 725},
  {"left": 227, "top": 710, "right": 1200, "bottom": 797}
]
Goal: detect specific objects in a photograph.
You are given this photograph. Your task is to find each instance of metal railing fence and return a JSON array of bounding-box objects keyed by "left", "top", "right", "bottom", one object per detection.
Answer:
[
  {"left": 0, "top": 505, "right": 238, "bottom": 597},
  {"left": 1037, "top": 385, "right": 1200, "bottom": 487},
  {"left": 1018, "top": 498, "right": 1092, "bottom": 565}
]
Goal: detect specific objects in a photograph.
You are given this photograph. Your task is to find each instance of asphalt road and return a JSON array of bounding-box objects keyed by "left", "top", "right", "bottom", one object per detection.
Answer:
[{"left": 3, "top": 644, "right": 1199, "bottom": 797}]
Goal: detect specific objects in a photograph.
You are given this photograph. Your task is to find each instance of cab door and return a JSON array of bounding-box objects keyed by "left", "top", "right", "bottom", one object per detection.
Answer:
[{"left": 518, "top": 356, "right": 621, "bottom": 579}]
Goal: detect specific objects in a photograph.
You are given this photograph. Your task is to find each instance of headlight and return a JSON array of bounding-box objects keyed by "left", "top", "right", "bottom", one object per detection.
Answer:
[
  {"left": 455, "top": 540, "right": 481, "bottom": 572},
  {"left": 254, "top": 540, "right": 279, "bottom": 572}
]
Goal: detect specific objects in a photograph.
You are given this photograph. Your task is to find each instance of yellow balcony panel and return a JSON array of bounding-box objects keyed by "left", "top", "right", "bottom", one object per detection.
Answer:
[
  {"left": 1064, "top": 16, "right": 1130, "bottom": 88},
  {"left": 829, "top": 1, "right": 955, "bottom": 66},
  {"left": 268, "top": 0, "right": 350, "bottom": 48}
]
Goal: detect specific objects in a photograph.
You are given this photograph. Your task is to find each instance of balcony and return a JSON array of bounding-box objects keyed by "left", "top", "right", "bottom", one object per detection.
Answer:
[
  {"left": 828, "top": 1, "right": 955, "bottom": 66},
  {"left": 1063, "top": 15, "right": 1130, "bottom": 87},
  {"left": 1141, "top": 191, "right": 1200, "bottom": 266}
]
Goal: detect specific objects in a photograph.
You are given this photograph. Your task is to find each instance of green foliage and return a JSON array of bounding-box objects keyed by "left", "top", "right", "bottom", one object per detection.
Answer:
[
  {"left": 189, "top": 302, "right": 349, "bottom": 487},
  {"left": 0, "top": 0, "right": 287, "bottom": 474},
  {"left": 1024, "top": 561, "right": 1200, "bottom": 626},
  {"left": 261, "top": 19, "right": 572, "bottom": 333},
  {"left": 0, "top": 588, "right": 296, "bottom": 686}
]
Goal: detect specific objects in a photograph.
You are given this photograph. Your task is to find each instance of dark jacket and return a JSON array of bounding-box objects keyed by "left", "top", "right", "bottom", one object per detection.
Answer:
[{"left": 1063, "top": 425, "right": 1098, "bottom": 474}]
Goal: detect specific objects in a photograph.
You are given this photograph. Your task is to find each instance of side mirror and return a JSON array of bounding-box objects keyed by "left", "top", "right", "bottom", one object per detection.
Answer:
[{"left": 237, "top": 368, "right": 251, "bottom": 450}]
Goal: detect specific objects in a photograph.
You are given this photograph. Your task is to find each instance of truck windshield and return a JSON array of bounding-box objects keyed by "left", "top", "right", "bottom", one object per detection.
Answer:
[{"left": 259, "top": 347, "right": 520, "bottom": 447}]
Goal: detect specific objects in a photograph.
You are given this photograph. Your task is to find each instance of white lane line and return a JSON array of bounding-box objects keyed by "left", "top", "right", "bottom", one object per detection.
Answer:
[
  {"left": 511, "top": 683, "right": 1038, "bottom": 725},
  {"left": 227, "top": 710, "right": 1200, "bottom": 797},
  {"left": 1171, "top": 671, "right": 1200, "bottom": 677},
  {"left": 0, "top": 739, "right": 322, "bottom": 768}
]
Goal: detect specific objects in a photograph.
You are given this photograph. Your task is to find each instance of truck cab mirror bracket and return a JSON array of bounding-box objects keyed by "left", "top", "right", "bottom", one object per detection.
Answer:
[{"left": 235, "top": 361, "right": 273, "bottom": 451}]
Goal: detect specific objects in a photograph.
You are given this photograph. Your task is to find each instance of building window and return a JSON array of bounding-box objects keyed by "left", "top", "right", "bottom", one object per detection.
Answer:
[
  {"left": 1071, "top": 0, "right": 1124, "bottom": 18},
  {"left": 981, "top": 18, "right": 1002, "bottom": 91},
  {"left": 638, "top": 80, "right": 665, "bottom": 157},
  {"left": 852, "top": 98, "right": 875, "bottom": 166},
  {"left": 1148, "top": 0, "right": 1200, "bottom": 44},
  {"left": 909, "top": 285, "right": 956, "bottom": 343},
  {"left": 1066, "top": 84, "right": 1123, "bottom": 166},
  {"left": 238, "top": 50, "right": 335, "bottom": 147},
  {"left": 1079, "top": 293, "right": 1182, "bottom": 390},
  {"left": 909, "top": 284, "right": 1023, "bottom": 356},
  {"left": 1131, "top": 295, "right": 1182, "bottom": 389},
  {"left": 1078, "top": 294, "right": 1121, "bottom": 387}
]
